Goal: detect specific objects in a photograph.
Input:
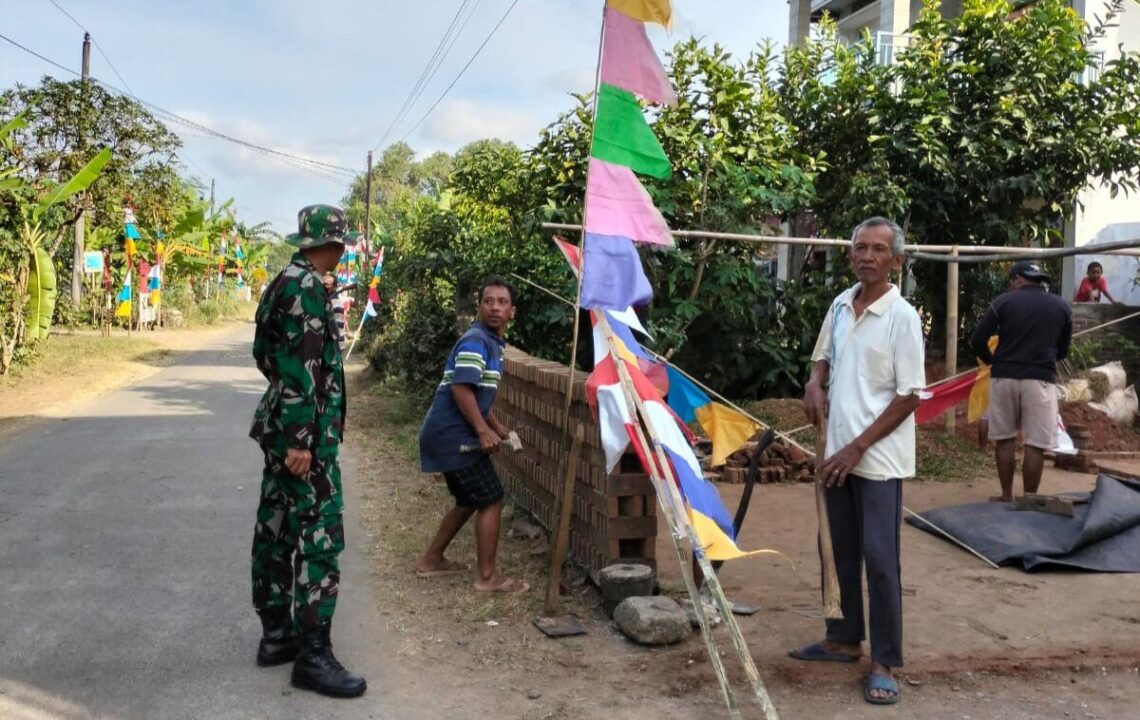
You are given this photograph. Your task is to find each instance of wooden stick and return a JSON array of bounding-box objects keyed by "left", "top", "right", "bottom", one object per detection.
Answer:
[
  {"left": 545, "top": 423, "right": 584, "bottom": 614},
  {"left": 902, "top": 506, "right": 1000, "bottom": 569},
  {"left": 814, "top": 424, "right": 843, "bottom": 620},
  {"left": 601, "top": 315, "right": 779, "bottom": 720}
]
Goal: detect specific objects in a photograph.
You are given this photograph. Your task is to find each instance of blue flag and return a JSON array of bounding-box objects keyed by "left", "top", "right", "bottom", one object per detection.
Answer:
[
  {"left": 580, "top": 233, "right": 652, "bottom": 310},
  {"left": 665, "top": 366, "right": 711, "bottom": 423}
]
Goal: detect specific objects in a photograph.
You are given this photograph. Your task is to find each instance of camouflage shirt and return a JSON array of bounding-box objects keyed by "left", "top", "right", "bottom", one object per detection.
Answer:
[{"left": 249, "top": 252, "right": 346, "bottom": 450}]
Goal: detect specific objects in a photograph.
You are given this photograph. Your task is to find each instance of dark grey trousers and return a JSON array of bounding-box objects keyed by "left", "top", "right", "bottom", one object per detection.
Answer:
[{"left": 822, "top": 474, "right": 903, "bottom": 668}]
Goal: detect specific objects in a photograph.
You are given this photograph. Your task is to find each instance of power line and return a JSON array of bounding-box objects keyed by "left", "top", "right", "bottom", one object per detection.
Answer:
[
  {"left": 400, "top": 0, "right": 523, "bottom": 143},
  {"left": 0, "top": 30, "right": 357, "bottom": 185},
  {"left": 44, "top": 0, "right": 137, "bottom": 96},
  {"left": 371, "top": 0, "right": 478, "bottom": 152}
]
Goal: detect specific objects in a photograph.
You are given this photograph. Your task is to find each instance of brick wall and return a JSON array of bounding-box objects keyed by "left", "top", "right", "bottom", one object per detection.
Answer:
[
  {"left": 1070, "top": 303, "right": 1140, "bottom": 381},
  {"left": 491, "top": 347, "right": 657, "bottom": 576}
]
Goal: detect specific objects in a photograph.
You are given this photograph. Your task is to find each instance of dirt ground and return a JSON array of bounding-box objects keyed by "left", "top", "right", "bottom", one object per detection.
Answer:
[{"left": 348, "top": 368, "right": 1140, "bottom": 720}]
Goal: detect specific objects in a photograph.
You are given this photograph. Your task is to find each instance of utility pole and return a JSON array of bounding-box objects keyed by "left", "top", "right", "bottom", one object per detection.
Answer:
[
  {"left": 364, "top": 151, "right": 373, "bottom": 255},
  {"left": 209, "top": 178, "right": 216, "bottom": 216},
  {"left": 71, "top": 32, "right": 92, "bottom": 308}
]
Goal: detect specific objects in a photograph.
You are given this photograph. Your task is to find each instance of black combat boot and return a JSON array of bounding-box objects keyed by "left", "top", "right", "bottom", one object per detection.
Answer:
[
  {"left": 291, "top": 621, "right": 367, "bottom": 698},
  {"left": 256, "top": 607, "right": 298, "bottom": 667}
]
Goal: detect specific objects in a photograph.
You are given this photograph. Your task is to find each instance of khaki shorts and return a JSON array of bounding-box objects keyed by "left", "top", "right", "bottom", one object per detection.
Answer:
[{"left": 988, "top": 378, "right": 1058, "bottom": 449}]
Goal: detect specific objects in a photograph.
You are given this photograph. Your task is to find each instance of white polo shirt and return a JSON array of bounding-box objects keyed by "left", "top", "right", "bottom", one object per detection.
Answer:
[{"left": 811, "top": 284, "right": 926, "bottom": 480}]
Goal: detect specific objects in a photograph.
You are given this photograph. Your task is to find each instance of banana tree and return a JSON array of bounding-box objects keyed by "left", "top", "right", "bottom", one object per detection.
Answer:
[
  {"left": 22, "top": 147, "right": 112, "bottom": 341},
  {"left": 0, "top": 112, "right": 110, "bottom": 372}
]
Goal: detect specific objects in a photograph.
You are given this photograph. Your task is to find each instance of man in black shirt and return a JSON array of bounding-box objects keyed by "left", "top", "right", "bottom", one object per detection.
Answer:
[{"left": 970, "top": 261, "right": 1072, "bottom": 502}]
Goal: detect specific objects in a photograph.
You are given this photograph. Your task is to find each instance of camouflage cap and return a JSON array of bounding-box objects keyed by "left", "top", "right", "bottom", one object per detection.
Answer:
[{"left": 285, "top": 204, "right": 358, "bottom": 249}]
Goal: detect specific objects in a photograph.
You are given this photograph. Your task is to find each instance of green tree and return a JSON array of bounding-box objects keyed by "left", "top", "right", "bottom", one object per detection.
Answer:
[
  {"left": 780, "top": 0, "right": 1140, "bottom": 357},
  {"left": 0, "top": 77, "right": 184, "bottom": 233}
]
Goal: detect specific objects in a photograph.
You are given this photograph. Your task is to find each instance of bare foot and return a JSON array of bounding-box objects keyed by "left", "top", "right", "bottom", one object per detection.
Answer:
[
  {"left": 989, "top": 495, "right": 1013, "bottom": 503},
  {"left": 473, "top": 572, "right": 529, "bottom": 593},
  {"left": 415, "top": 558, "right": 469, "bottom": 578}
]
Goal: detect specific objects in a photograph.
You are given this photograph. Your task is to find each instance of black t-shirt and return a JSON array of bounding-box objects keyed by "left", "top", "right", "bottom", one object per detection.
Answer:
[{"left": 970, "top": 285, "right": 1072, "bottom": 382}]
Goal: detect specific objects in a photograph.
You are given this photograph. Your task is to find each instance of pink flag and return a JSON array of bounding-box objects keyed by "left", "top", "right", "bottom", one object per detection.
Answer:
[
  {"left": 601, "top": 7, "right": 676, "bottom": 106},
  {"left": 584, "top": 158, "right": 673, "bottom": 247}
]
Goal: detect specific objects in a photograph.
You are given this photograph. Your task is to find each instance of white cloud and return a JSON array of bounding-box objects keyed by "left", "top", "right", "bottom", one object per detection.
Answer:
[{"left": 415, "top": 98, "right": 545, "bottom": 150}]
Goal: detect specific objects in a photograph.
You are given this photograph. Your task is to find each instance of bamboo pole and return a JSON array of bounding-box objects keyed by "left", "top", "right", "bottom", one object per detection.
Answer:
[
  {"left": 541, "top": 223, "right": 1140, "bottom": 257},
  {"left": 600, "top": 314, "right": 780, "bottom": 720},
  {"left": 603, "top": 332, "right": 741, "bottom": 719},
  {"left": 944, "top": 247, "right": 959, "bottom": 434},
  {"left": 552, "top": 2, "right": 608, "bottom": 518}
]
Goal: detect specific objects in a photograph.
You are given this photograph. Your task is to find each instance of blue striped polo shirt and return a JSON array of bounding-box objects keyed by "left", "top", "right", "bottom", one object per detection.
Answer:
[{"left": 418, "top": 322, "right": 506, "bottom": 473}]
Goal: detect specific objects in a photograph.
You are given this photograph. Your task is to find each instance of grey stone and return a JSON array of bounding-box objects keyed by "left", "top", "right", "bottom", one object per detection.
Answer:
[
  {"left": 613, "top": 596, "right": 691, "bottom": 646},
  {"left": 598, "top": 563, "right": 656, "bottom": 617},
  {"left": 508, "top": 518, "right": 543, "bottom": 540},
  {"left": 678, "top": 598, "right": 722, "bottom": 628}
]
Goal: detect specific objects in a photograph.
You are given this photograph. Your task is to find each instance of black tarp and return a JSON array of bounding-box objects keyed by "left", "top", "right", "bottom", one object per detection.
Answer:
[{"left": 906, "top": 474, "right": 1140, "bottom": 572}]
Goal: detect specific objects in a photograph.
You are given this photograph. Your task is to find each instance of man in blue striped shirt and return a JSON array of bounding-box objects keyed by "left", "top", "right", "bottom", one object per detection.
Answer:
[{"left": 416, "top": 278, "right": 528, "bottom": 593}]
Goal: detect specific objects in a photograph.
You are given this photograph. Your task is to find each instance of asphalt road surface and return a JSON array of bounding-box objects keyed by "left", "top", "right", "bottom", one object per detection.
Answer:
[{"left": 0, "top": 324, "right": 407, "bottom": 720}]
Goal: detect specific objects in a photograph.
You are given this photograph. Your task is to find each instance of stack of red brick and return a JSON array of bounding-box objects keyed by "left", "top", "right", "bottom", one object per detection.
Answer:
[{"left": 703, "top": 438, "right": 815, "bottom": 485}]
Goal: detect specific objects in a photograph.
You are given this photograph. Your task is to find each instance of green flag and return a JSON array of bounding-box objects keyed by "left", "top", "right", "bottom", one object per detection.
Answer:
[{"left": 591, "top": 83, "right": 671, "bottom": 179}]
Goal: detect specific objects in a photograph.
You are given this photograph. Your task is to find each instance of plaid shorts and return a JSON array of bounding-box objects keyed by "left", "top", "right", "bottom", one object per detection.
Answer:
[{"left": 443, "top": 456, "right": 504, "bottom": 509}]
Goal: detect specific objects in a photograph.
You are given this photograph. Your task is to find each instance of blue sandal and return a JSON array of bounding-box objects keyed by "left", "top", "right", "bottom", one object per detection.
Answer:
[
  {"left": 863, "top": 672, "right": 900, "bottom": 705},
  {"left": 788, "top": 642, "right": 860, "bottom": 663}
]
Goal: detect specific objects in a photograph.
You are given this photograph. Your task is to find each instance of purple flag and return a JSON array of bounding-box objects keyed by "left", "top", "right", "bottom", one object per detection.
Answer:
[{"left": 580, "top": 233, "right": 653, "bottom": 310}]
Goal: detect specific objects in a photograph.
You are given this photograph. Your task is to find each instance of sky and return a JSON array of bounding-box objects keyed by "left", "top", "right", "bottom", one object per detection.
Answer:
[{"left": 1, "top": 0, "right": 790, "bottom": 234}]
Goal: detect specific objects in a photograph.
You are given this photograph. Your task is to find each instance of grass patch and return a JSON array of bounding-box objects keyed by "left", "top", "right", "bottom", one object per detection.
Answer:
[
  {"left": 916, "top": 427, "right": 995, "bottom": 482},
  {"left": 2, "top": 334, "right": 169, "bottom": 387}
]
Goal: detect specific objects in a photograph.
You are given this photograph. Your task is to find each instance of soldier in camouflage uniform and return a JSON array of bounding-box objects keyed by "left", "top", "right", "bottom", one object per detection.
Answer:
[{"left": 249, "top": 204, "right": 366, "bottom": 698}]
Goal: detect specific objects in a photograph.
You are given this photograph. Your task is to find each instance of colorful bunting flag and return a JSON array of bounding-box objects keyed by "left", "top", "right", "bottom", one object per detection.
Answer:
[
  {"left": 554, "top": 236, "right": 581, "bottom": 275},
  {"left": 601, "top": 7, "right": 676, "bottom": 106},
  {"left": 585, "top": 159, "right": 673, "bottom": 246},
  {"left": 665, "top": 366, "right": 711, "bottom": 423},
  {"left": 592, "top": 83, "right": 671, "bottom": 179},
  {"left": 694, "top": 402, "right": 761, "bottom": 467},
  {"left": 587, "top": 346, "right": 769, "bottom": 561},
  {"left": 114, "top": 270, "right": 132, "bottom": 318},
  {"left": 916, "top": 370, "right": 979, "bottom": 425},
  {"left": 607, "top": 0, "right": 672, "bottom": 28},
  {"left": 591, "top": 309, "right": 655, "bottom": 367},
  {"left": 580, "top": 233, "right": 653, "bottom": 310}
]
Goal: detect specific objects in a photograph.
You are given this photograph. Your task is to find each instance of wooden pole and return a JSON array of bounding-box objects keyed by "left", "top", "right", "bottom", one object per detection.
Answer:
[
  {"left": 813, "top": 424, "right": 843, "bottom": 620},
  {"left": 551, "top": 1, "right": 607, "bottom": 563},
  {"left": 545, "top": 423, "right": 584, "bottom": 614},
  {"left": 600, "top": 314, "right": 780, "bottom": 720},
  {"left": 945, "top": 246, "right": 959, "bottom": 434}
]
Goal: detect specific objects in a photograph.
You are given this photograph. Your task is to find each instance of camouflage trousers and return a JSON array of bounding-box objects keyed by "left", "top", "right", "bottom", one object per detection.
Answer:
[{"left": 251, "top": 442, "right": 344, "bottom": 630}]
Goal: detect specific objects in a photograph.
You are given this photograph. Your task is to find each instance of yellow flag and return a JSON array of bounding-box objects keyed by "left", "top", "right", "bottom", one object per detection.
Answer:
[
  {"left": 695, "top": 402, "right": 760, "bottom": 467},
  {"left": 607, "top": 0, "right": 672, "bottom": 28},
  {"left": 114, "top": 301, "right": 131, "bottom": 318},
  {"left": 690, "top": 509, "right": 784, "bottom": 562},
  {"left": 968, "top": 336, "right": 999, "bottom": 423}
]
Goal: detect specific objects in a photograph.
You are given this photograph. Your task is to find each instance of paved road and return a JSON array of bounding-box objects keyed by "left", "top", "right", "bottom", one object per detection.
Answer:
[{"left": 0, "top": 324, "right": 402, "bottom": 720}]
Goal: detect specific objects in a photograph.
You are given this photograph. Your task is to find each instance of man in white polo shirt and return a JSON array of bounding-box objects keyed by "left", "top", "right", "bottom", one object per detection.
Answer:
[{"left": 789, "top": 217, "right": 926, "bottom": 707}]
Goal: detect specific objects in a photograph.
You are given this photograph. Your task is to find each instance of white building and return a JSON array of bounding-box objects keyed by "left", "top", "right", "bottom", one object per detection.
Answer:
[{"left": 788, "top": 0, "right": 1140, "bottom": 305}]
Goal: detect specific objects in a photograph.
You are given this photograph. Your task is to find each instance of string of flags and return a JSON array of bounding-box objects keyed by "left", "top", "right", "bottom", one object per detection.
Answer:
[
  {"left": 565, "top": 0, "right": 771, "bottom": 563},
  {"left": 363, "top": 246, "right": 385, "bottom": 319}
]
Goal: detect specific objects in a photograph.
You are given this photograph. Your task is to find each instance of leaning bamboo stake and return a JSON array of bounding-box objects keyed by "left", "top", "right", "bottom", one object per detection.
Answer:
[
  {"left": 601, "top": 315, "right": 779, "bottom": 720},
  {"left": 602, "top": 338, "right": 739, "bottom": 716},
  {"left": 813, "top": 424, "right": 843, "bottom": 620}
]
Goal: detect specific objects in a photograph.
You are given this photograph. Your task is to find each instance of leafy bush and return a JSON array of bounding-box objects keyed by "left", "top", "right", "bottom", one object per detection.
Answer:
[{"left": 365, "top": 281, "right": 460, "bottom": 409}]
